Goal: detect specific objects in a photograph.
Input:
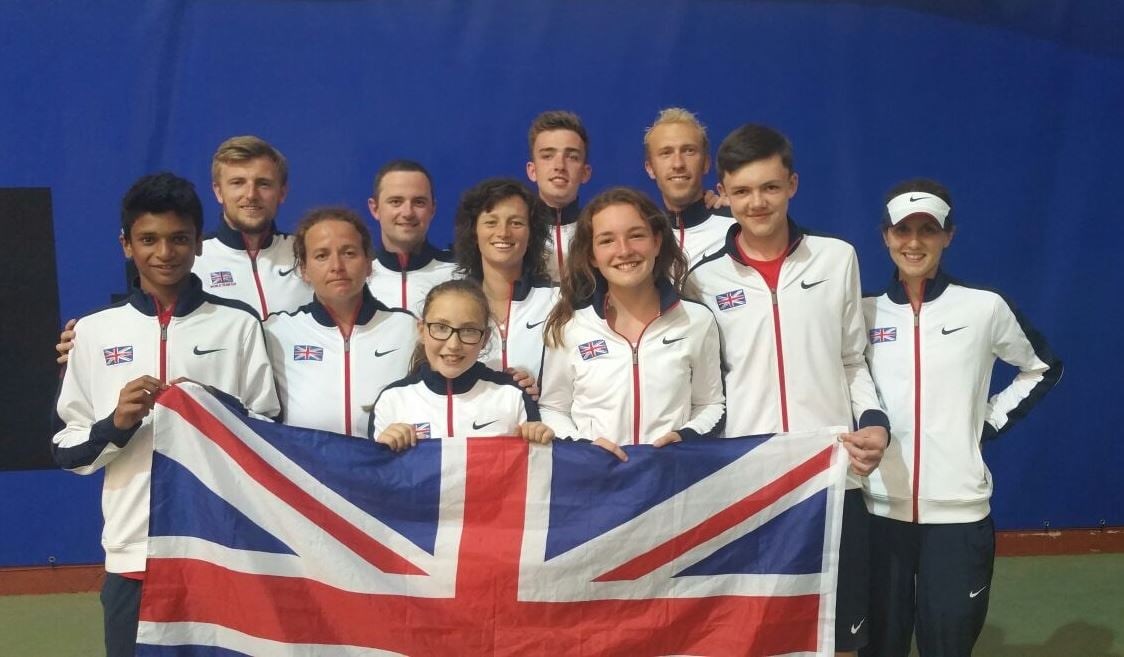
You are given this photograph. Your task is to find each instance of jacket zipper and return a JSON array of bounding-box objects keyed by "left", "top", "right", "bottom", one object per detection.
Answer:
[
  {"left": 342, "top": 335, "right": 352, "bottom": 435},
  {"left": 325, "top": 304, "right": 360, "bottom": 436},
  {"left": 554, "top": 208, "right": 565, "bottom": 275},
  {"left": 156, "top": 299, "right": 174, "bottom": 384},
  {"left": 910, "top": 280, "right": 925, "bottom": 523},
  {"left": 606, "top": 303, "right": 661, "bottom": 445},
  {"left": 498, "top": 281, "right": 515, "bottom": 370},
  {"left": 770, "top": 288, "right": 789, "bottom": 432},
  {"left": 242, "top": 237, "right": 269, "bottom": 317},
  {"left": 446, "top": 379, "right": 454, "bottom": 437},
  {"left": 397, "top": 252, "right": 409, "bottom": 308},
  {"left": 674, "top": 211, "right": 685, "bottom": 250}
]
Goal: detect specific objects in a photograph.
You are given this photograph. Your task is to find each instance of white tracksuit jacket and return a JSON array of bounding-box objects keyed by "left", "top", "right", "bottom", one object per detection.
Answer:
[
  {"left": 666, "top": 198, "right": 737, "bottom": 269},
  {"left": 538, "top": 277, "right": 725, "bottom": 446},
  {"left": 366, "top": 242, "right": 458, "bottom": 314},
  {"left": 368, "top": 362, "right": 538, "bottom": 439},
  {"left": 686, "top": 221, "right": 889, "bottom": 487},
  {"left": 541, "top": 199, "right": 582, "bottom": 283},
  {"left": 263, "top": 288, "right": 417, "bottom": 437},
  {"left": 194, "top": 220, "right": 311, "bottom": 317},
  {"left": 862, "top": 270, "right": 1062, "bottom": 523},
  {"left": 477, "top": 274, "right": 560, "bottom": 381},
  {"left": 52, "top": 275, "right": 280, "bottom": 573}
]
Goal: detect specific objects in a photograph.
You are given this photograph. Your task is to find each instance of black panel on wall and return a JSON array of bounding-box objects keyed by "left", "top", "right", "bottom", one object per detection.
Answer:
[{"left": 0, "top": 189, "right": 61, "bottom": 470}]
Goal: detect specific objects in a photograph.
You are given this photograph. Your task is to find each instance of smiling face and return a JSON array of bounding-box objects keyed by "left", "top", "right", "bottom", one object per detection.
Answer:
[
  {"left": 719, "top": 154, "right": 798, "bottom": 257},
  {"left": 300, "top": 218, "right": 373, "bottom": 312},
  {"left": 525, "top": 129, "right": 591, "bottom": 208},
  {"left": 883, "top": 214, "right": 954, "bottom": 286},
  {"left": 590, "top": 202, "right": 662, "bottom": 292},
  {"left": 645, "top": 122, "right": 710, "bottom": 211},
  {"left": 368, "top": 170, "right": 435, "bottom": 254},
  {"left": 476, "top": 195, "right": 530, "bottom": 277},
  {"left": 211, "top": 156, "right": 287, "bottom": 235},
  {"left": 420, "top": 290, "right": 490, "bottom": 379},
  {"left": 120, "top": 211, "right": 203, "bottom": 305}
]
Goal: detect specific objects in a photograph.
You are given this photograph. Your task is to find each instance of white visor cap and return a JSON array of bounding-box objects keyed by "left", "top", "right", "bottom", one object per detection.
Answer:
[{"left": 886, "top": 192, "right": 951, "bottom": 228}]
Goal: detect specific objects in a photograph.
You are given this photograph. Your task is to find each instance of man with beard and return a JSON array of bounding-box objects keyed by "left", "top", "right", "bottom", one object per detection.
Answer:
[
  {"left": 195, "top": 135, "right": 310, "bottom": 317},
  {"left": 56, "top": 137, "right": 309, "bottom": 365}
]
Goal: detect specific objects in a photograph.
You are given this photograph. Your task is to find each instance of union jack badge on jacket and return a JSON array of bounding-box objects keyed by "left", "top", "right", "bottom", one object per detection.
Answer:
[{"left": 577, "top": 339, "right": 609, "bottom": 361}]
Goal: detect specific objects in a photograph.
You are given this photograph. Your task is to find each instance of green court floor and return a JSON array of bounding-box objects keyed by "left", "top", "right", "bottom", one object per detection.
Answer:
[{"left": 1, "top": 554, "right": 1121, "bottom": 656}]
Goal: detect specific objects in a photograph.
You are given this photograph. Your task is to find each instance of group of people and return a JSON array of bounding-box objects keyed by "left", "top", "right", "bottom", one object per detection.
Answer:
[{"left": 52, "top": 108, "right": 1062, "bottom": 657}]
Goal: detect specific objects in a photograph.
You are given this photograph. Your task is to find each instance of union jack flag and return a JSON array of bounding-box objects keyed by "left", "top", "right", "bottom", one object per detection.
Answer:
[
  {"left": 413, "top": 422, "right": 431, "bottom": 441},
  {"left": 138, "top": 383, "right": 847, "bottom": 656},
  {"left": 869, "top": 327, "right": 897, "bottom": 344},
  {"left": 209, "top": 271, "right": 235, "bottom": 287},
  {"left": 716, "top": 288, "right": 747, "bottom": 311},
  {"left": 293, "top": 345, "right": 324, "bottom": 361},
  {"left": 102, "top": 345, "right": 133, "bottom": 366},
  {"left": 577, "top": 338, "right": 608, "bottom": 361}
]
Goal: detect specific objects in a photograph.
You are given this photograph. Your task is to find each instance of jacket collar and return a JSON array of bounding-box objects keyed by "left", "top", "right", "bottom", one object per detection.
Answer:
[
  {"left": 724, "top": 218, "right": 805, "bottom": 266},
  {"left": 586, "top": 272, "right": 680, "bottom": 320},
  {"left": 126, "top": 273, "right": 208, "bottom": 317},
  {"left": 468, "top": 263, "right": 550, "bottom": 302},
  {"left": 884, "top": 268, "right": 953, "bottom": 304},
  {"left": 667, "top": 197, "right": 714, "bottom": 229},
  {"left": 374, "top": 241, "right": 444, "bottom": 272},
  {"left": 307, "top": 286, "right": 390, "bottom": 328},
  {"left": 541, "top": 198, "right": 582, "bottom": 226},
  {"left": 213, "top": 217, "right": 277, "bottom": 250},
  {"left": 419, "top": 361, "right": 489, "bottom": 395}
]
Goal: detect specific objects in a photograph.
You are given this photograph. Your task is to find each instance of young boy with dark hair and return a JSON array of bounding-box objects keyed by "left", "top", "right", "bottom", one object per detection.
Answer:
[
  {"left": 686, "top": 124, "right": 889, "bottom": 657},
  {"left": 525, "top": 110, "right": 592, "bottom": 280},
  {"left": 52, "top": 172, "right": 279, "bottom": 657}
]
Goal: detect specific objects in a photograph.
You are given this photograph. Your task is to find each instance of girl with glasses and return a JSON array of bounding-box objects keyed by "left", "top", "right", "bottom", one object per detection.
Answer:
[{"left": 369, "top": 279, "right": 554, "bottom": 449}]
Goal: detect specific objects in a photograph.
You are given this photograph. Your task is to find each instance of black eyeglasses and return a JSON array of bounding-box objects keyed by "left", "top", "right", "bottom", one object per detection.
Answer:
[{"left": 425, "top": 322, "right": 485, "bottom": 345}]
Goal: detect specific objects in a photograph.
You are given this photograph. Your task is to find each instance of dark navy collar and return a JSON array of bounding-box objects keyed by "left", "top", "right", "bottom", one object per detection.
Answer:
[
  {"left": 419, "top": 361, "right": 492, "bottom": 395},
  {"left": 374, "top": 241, "right": 450, "bottom": 272},
  {"left": 540, "top": 198, "right": 582, "bottom": 226},
  {"left": 586, "top": 273, "right": 681, "bottom": 319},
  {"left": 306, "top": 286, "right": 391, "bottom": 328},
  {"left": 667, "top": 197, "right": 719, "bottom": 229},
  {"left": 724, "top": 218, "right": 805, "bottom": 266},
  {"left": 212, "top": 217, "right": 279, "bottom": 250},
  {"left": 884, "top": 268, "right": 953, "bottom": 305},
  {"left": 126, "top": 273, "right": 208, "bottom": 317},
  {"left": 467, "top": 264, "right": 552, "bottom": 302}
]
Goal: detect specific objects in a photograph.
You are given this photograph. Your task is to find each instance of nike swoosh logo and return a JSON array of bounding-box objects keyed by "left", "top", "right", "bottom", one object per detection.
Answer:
[
  {"left": 277, "top": 267, "right": 295, "bottom": 277},
  {"left": 969, "top": 586, "right": 988, "bottom": 598},
  {"left": 662, "top": 336, "right": 686, "bottom": 345},
  {"left": 941, "top": 326, "right": 967, "bottom": 335},
  {"left": 374, "top": 348, "right": 399, "bottom": 357},
  {"left": 472, "top": 420, "right": 498, "bottom": 430},
  {"left": 801, "top": 279, "right": 827, "bottom": 290},
  {"left": 851, "top": 618, "right": 865, "bottom": 634},
  {"left": 193, "top": 346, "right": 225, "bottom": 356},
  {"left": 526, "top": 320, "right": 546, "bottom": 330},
  {"left": 909, "top": 195, "right": 927, "bottom": 202}
]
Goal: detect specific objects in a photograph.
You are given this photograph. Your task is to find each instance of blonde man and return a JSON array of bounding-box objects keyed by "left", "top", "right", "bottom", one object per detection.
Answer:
[
  {"left": 196, "top": 135, "right": 310, "bottom": 316},
  {"left": 644, "top": 107, "right": 735, "bottom": 268}
]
